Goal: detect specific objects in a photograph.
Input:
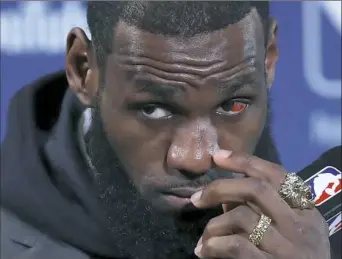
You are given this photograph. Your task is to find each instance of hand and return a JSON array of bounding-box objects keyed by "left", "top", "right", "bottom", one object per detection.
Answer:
[{"left": 191, "top": 150, "right": 331, "bottom": 259}]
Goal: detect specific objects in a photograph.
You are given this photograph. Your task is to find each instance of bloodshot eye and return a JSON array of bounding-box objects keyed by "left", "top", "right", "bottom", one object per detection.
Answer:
[{"left": 216, "top": 101, "right": 249, "bottom": 116}]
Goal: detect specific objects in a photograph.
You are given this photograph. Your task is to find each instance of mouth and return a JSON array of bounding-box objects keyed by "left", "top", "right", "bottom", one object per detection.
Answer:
[
  {"left": 161, "top": 187, "right": 204, "bottom": 208},
  {"left": 165, "top": 187, "right": 203, "bottom": 198}
]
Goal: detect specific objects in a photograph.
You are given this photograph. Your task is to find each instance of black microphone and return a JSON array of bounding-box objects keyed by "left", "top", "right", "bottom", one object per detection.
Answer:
[
  {"left": 299, "top": 146, "right": 341, "bottom": 222},
  {"left": 298, "top": 145, "right": 341, "bottom": 258}
]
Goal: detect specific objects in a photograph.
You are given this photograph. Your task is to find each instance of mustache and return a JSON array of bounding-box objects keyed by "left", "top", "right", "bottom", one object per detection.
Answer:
[{"left": 149, "top": 169, "right": 245, "bottom": 190}]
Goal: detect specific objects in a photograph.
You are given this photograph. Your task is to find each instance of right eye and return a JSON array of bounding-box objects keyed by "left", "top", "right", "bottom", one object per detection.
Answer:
[{"left": 140, "top": 105, "right": 172, "bottom": 119}]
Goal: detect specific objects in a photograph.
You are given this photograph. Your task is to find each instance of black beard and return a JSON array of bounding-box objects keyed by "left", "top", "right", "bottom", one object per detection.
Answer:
[
  {"left": 84, "top": 107, "right": 222, "bottom": 259},
  {"left": 83, "top": 94, "right": 280, "bottom": 259}
]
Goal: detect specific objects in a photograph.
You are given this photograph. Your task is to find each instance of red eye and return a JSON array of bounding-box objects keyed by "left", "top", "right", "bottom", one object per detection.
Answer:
[
  {"left": 231, "top": 102, "right": 247, "bottom": 113},
  {"left": 217, "top": 101, "right": 249, "bottom": 115}
]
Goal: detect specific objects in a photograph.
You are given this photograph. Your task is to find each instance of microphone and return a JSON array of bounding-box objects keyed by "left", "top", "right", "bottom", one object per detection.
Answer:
[
  {"left": 298, "top": 145, "right": 341, "bottom": 258},
  {"left": 299, "top": 146, "right": 341, "bottom": 224}
]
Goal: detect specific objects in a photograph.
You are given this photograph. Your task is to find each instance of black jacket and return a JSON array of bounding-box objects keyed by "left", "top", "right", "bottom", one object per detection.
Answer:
[
  {"left": 1, "top": 72, "right": 340, "bottom": 259},
  {"left": 1, "top": 72, "right": 116, "bottom": 259}
]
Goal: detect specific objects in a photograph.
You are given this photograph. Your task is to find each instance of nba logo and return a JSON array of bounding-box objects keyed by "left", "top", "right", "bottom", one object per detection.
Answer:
[
  {"left": 305, "top": 166, "right": 342, "bottom": 206},
  {"left": 327, "top": 212, "right": 341, "bottom": 237}
]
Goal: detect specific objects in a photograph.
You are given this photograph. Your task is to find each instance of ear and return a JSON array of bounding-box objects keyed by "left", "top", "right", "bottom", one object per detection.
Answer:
[
  {"left": 265, "top": 19, "right": 279, "bottom": 88},
  {"left": 65, "top": 27, "right": 99, "bottom": 106}
]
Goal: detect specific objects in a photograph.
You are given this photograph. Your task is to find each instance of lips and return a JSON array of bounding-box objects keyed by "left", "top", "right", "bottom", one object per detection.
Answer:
[{"left": 164, "top": 187, "right": 203, "bottom": 198}]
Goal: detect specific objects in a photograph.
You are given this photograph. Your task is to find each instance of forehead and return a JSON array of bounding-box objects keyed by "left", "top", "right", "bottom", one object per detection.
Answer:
[{"left": 111, "top": 8, "right": 265, "bottom": 64}]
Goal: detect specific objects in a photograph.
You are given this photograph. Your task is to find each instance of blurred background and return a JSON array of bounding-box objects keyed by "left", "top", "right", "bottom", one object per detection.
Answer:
[{"left": 1, "top": 1, "right": 341, "bottom": 172}]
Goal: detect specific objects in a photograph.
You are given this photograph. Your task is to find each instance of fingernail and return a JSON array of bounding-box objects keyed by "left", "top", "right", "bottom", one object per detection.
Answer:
[
  {"left": 191, "top": 190, "right": 203, "bottom": 207},
  {"left": 215, "top": 149, "right": 232, "bottom": 159},
  {"left": 196, "top": 236, "right": 203, "bottom": 247},
  {"left": 194, "top": 244, "right": 203, "bottom": 258}
]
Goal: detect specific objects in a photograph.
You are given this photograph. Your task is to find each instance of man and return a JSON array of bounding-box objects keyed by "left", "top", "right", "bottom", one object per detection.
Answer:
[{"left": 0, "top": 2, "right": 334, "bottom": 259}]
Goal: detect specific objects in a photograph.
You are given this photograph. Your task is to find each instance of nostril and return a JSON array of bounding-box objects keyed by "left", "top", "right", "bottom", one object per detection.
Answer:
[{"left": 179, "top": 169, "right": 207, "bottom": 179}]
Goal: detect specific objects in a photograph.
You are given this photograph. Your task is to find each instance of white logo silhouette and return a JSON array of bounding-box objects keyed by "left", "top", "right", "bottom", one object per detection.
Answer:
[{"left": 313, "top": 172, "right": 341, "bottom": 199}]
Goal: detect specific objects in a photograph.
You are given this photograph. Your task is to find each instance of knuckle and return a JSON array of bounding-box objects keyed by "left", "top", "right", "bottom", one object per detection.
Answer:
[
  {"left": 271, "top": 165, "right": 288, "bottom": 186},
  {"left": 204, "top": 238, "right": 216, "bottom": 251},
  {"left": 201, "top": 239, "right": 216, "bottom": 257},
  {"left": 204, "top": 179, "right": 223, "bottom": 200},
  {"left": 248, "top": 177, "right": 270, "bottom": 199},
  {"left": 210, "top": 179, "right": 222, "bottom": 191},
  {"left": 202, "top": 236, "right": 245, "bottom": 258},
  {"left": 292, "top": 217, "right": 316, "bottom": 239},
  {"left": 266, "top": 160, "right": 286, "bottom": 173},
  {"left": 235, "top": 205, "right": 250, "bottom": 215},
  {"left": 290, "top": 216, "right": 307, "bottom": 236},
  {"left": 274, "top": 164, "right": 287, "bottom": 174},
  {"left": 230, "top": 206, "right": 249, "bottom": 225},
  {"left": 246, "top": 155, "right": 258, "bottom": 167},
  {"left": 226, "top": 235, "right": 243, "bottom": 255},
  {"left": 204, "top": 218, "right": 219, "bottom": 237},
  {"left": 236, "top": 153, "right": 253, "bottom": 171}
]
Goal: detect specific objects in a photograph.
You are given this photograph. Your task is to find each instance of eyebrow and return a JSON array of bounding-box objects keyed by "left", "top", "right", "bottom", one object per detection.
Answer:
[
  {"left": 214, "top": 70, "right": 258, "bottom": 94},
  {"left": 134, "top": 79, "right": 185, "bottom": 101},
  {"left": 131, "top": 68, "right": 258, "bottom": 101}
]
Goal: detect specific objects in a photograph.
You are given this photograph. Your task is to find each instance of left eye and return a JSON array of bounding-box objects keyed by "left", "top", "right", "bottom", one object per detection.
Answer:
[
  {"left": 216, "top": 101, "right": 249, "bottom": 116},
  {"left": 140, "top": 105, "right": 172, "bottom": 119}
]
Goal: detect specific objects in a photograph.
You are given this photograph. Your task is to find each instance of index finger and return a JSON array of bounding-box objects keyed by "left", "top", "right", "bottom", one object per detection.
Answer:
[
  {"left": 190, "top": 177, "right": 297, "bottom": 225},
  {"left": 213, "top": 150, "right": 286, "bottom": 189}
]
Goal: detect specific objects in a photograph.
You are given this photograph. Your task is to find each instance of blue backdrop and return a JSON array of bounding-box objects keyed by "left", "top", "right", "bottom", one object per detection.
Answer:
[{"left": 1, "top": 1, "right": 341, "bottom": 172}]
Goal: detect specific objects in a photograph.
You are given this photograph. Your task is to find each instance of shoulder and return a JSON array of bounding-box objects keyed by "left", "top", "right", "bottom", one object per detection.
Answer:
[{"left": 0, "top": 208, "right": 89, "bottom": 259}]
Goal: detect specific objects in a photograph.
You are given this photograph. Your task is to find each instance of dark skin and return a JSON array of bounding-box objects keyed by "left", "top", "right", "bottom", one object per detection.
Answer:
[{"left": 66, "top": 9, "right": 330, "bottom": 259}]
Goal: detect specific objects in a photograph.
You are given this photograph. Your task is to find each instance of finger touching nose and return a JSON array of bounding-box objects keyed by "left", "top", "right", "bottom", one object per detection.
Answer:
[{"left": 167, "top": 119, "right": 219, "bottom": 176}]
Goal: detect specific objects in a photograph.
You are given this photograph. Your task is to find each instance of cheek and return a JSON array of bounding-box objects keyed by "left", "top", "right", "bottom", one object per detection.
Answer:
[{"left": 99, "top": 92, "right": 171, "bottom": 184}]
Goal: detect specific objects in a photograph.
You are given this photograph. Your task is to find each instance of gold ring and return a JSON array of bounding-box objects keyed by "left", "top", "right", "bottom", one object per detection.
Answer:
[
  {"left": 279, "top": 172, "right": 315, "bottom": 210},
  {"left": 248, "top": 214, "right": 272, "bottom": 246}
]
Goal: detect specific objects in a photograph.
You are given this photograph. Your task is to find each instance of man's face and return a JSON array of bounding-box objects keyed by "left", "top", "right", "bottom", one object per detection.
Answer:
[
  {"left": 67, "top": 9, "right": 278, "bottom": 258},
  {"left": 92, "top": 10, "right": 271, "bottom": 213}
]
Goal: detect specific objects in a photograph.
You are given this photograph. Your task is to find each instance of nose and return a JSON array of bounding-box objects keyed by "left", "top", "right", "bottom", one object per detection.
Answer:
[{"left": 167, "top": 119, "right": 218, "bottom": 177}]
